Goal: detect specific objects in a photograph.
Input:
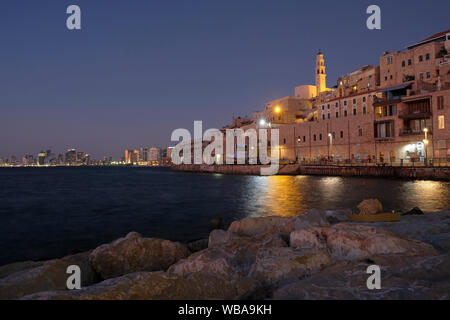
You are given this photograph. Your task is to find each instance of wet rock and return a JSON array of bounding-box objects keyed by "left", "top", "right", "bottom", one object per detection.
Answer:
[
  {"left": 402, "top": 207, "right": 424, "bottom": 216},
  {"left": 0, "top": 261, "right": 45, "bottom": 280},
  {"left": 22, "top": 271, "right": 259, "bottom": 300},
  {"left": 169, "top": 233, "right": 288, "bottom": 280},
  {"left": 228, "top": 216, "right": 294, "bottom": 237},
  {"left": 294, "top": 209, "right": 330, "bottom": 230},
  {"left": 89, "top": 232, "right": 190, "bottom": 280},
  {"left": 249, "top": 247, "right": 330, "bottom": 286},
  {"left": 186, "top": 239, "right": 209, "bottom": 252},
  {"left": 208, "top": 229, "right": 237, "bottom": 247},
  {"left": 0, "top": 251, "right": 96, "bottom": 300},
  {"left": 360, "top": 210, "right": 450, "bottom": 253},
  {"left": 273, "top": 254, "right": 450, "bottom": 300},
  {"left": 290, "top": 223, "right": 437, "bottom": 260},
  {"left": 357, "top": 199, "right": 383, "bottom": 215}
]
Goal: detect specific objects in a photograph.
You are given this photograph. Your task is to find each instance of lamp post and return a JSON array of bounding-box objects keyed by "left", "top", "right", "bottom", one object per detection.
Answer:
[
  {"left": 328, "top": 133, "right": 333, "bottom": 162},
  {"left": 423, "top": 128, "right": 429, "bottom": 166}
]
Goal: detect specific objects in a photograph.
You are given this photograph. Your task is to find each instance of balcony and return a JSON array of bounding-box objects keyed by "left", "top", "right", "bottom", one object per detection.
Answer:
[
  {"left": 399, "top": 128, "right": 432, "bottom": 136},
  {"left": 373, "top": 97, "right": 401, "bottom": 107}
]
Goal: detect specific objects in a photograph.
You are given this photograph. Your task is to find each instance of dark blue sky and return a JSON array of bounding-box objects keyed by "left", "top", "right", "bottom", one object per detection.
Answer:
[{"left": 1, "top": 0, "right": 449, "bottom": 159}]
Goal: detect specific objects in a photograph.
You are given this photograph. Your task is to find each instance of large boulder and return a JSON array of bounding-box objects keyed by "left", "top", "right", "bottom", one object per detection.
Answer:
[
  {"left": 22, "top": 271, "right": 259, "bottom": 300},
  {"left": 357, "top": 199, "right": 383, "bottom": 215},
  {"left": 294, "top": 209, "right": 330, "bottom": 230},
  {"left": 249, "top": 247, "right": 330, "bottom": 286},
  {"left": 0, "top": 251, "right": 97, "bottom": 300},
  {"left": 89, "top": 232, "right": 190, "bottom": 280},
  {"left": 290, "top": 223, "right": 437, "bottom": 260},
  {"left": 169, "top": 233, "right": 287, "bottom": 280},
  {"left": 228, "top": 216, "right": 294, "bottom": 237},
  {"left": 273, "top": 254, "right": 450, "bottom": 300}
]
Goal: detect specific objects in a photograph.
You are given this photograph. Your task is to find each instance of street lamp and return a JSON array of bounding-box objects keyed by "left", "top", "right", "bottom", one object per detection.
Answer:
[
  {"left": 259, "top": 119, "right": 266, "bottom": 127},
  {"left": 274, "top": 106, "right": 281, "bottom": 114},
  {"left": 423, "top": 128, "right": 429, "bottom": 165},
  {"left": 328, "top": 133, "right": 333, "bottom": 161}
]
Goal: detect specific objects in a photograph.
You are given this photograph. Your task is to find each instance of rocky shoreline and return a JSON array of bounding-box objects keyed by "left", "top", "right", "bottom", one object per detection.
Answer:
[{"left": 0, "top": 207, "right": 449, "bottom": 300}]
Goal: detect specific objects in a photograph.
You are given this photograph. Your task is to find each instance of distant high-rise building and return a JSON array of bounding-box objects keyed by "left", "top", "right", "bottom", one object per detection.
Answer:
[
  {"left": 65, "top": 149, "right": 77, "bottom": 165},
  {"left": 38, "top": 151, "right": 47, "bottom": 166},
  {"left": 125, "top": 149, "right": 139, "bottom": 164},
  {"left": 139, "top": 147, "right": 149, "bottom": 162},
  {"left": 148, "top": 147, "right": 161, "bottom": 165}
]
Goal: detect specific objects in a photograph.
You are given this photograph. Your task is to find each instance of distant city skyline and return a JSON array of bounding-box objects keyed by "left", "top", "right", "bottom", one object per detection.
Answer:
[{"left": 1, "top": 0, "right": 449, "bottom": 159}]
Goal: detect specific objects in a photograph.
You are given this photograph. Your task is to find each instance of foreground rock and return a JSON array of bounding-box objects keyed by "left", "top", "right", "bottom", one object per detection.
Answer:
[
  {"left": 228, "top": 216, "right": 294, "bottom": 237},
  {"left": 169, "top": 233, "right": 287, "bottom": 280},
  {"left": 290, "top": 223, "right": 437, "bottom": 260},
  {"left": 273, "top": 254, "right": 450, "bottom": 300},
  {"left": 90, "top": 232, "right": 190, "bottom": 280},
  {"left": 22, "top": 271, "right": 259, "bottom": 300},
  {"left": 0, "top": 251, "right": 97, "bottom": 300}
]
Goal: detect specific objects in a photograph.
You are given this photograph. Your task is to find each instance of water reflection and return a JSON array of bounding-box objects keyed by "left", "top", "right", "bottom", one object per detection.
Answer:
[{"left": 241, "top": 175, "right": 450, "bottom": 220}]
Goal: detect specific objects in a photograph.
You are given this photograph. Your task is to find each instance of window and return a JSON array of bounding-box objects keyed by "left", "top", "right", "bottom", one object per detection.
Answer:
[
  {"left": 303, "top": 136, "right": 306, "bottom": 142},
  {"left": 322, "top": 106, "right": 324, "bottom": 110},
  {"left": 437, "top": 96, "right": 444, "bottom": 110},
  {"left": 327, "top": 104, "right": 330, "bottom": 109},
  {"left": 340, "top": 131, "right": 344, "bottom": 138},
  {"left": 336, "top": 111, "right": 339, "bottom": 118},
  {"left": 438, "top": 115, "right": 445, "bottom": 129},
  {"left": 327, "top": 113, "right": 330, "bottom": 119},
  {"left": 358, "top": 128, "right": 363, "bottom": 136},
  {"left": 389, "top": 105, "right": 396, "bottom": 116},
  {"left": 319, "top": 134, "right": 323, "bottom": 140},
  {"left": 426, "top": 72, "right": 431, "bottom": 79},
  {"left": 332, "top": 132, "right": 336, "bottom": 139},
  {"left": 344, "top": 100, "right": 347, "bottom": 106},
  {"left": 353, "top": 99, "right": 356, "bottom": 104},
  {"left": 353, "top": 108, "right": 357, "bottom": 116},
  {"left": 390, "top": 75, "right": 393, "bottom": 80},
  {"left": 408, "top": 59, "right": 412, "bottom": 65},
  {"left": 283, "top": 138, "right": 286, "bottom": 144},
  {"left": 419, "top": 55, "right": 423, "bottom": 62},
  {"left": 363, "top": 106, "right": 367, "bottom": 114},
  {"left": 384, "top": 76, "right": 388, "bottom": 81},
  {"left": 426, "top": 53, "right": 430, "bottom": 60},
  {"left": 363, "top": 97, "right": 366, "bottom": 102},
  {"left": 344, "top": 110, "right": 348, "bottom": 117},
  {"left": 313, "top": 134, "right": 317, "bottom": 141},
  {"left": 322, "top": 114, "right": 325, "bottom": 120},
  {"left": 386, "top": 56, "right": 393, "bottom": 64},
  {"left": 420, "top": 73, "right": 424, "bottom": 80},
  {"left": 336, "top": 102, "right": 339, "bottom": 107},
  {"left": 402, "top": 61, "right": 406, "bottom": 67}
]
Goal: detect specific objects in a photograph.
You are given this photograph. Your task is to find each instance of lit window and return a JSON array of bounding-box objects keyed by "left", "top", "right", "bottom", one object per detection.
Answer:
[{"left": 438, "top": 115, "right": 445, "bottom": 129}]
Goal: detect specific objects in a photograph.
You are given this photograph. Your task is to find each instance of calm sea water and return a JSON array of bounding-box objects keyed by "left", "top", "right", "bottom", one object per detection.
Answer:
[{"left": 0, "top": 166, "right": 449, "bottom": 265}]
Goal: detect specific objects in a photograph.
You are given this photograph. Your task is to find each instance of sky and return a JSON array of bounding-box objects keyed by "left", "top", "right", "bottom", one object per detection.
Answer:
[{"left": 0, "top": 0, "right": 449, "bottom": 160}]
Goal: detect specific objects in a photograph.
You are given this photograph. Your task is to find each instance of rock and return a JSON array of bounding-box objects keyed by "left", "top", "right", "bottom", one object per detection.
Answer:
[
  {"left": 290, "top": 223, "right": 437, "bottom": 260},
  {"left": 0, "top": 261, "right": 45, "bottom": 280},
  {"left": 357, "top": 199, "right": 383, "bottom": 215},
  {"left": 402, "top": 207, "right": 425, "bottom": 216},
  {"left": 359, "top": 210, "right": 450, "bottom": 253},
  {"left": 323, "top": 210, "right": 351, "bottom": 224},
  {"left": 186, "top": 239, "right": 209, "bottom": 252},
  {"left": 0, "top": 251, "right": 97, "bottom": 300},
  {"left": 228, "top": 216, "right": 294, "bottom": 237},
  {"left": 169, "top": 233, "right": 288, "bottom": 280},
  {"left": 210, "top": 217, "right": 225, "bottom": 231},
  {"left": 294, "top": 209, "right": 330, "bottom": 230},
  {"left": 208, "top": 229, "right": 239, "bottom": 247},
  {"left": 249, "top": 247, "right": 330, "bottom": 286},
  {"left": 273, "top": 254, "right": 450, "bottom": 300},
  {"left": 89, "top": 232, "right": 190, "bottom": 280},
  {"left": 22, "top": 271, "right": 259, "bottom": 300}
]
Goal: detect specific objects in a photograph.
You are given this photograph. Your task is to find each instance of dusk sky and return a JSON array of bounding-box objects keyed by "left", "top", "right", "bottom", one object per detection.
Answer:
[{"left": 1, "top": 0, "right": 449, "bottom": 159}]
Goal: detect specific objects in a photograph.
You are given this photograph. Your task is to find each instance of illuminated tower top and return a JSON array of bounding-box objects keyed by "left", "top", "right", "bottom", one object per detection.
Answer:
[{"left": 315, "top": 51, "right": 327, "bottom": 93}]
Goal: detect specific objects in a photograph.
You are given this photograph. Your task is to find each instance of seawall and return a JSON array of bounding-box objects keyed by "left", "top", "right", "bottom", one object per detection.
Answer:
[{"left": 170, "top": 164, "right": 450, "bottom": 180}]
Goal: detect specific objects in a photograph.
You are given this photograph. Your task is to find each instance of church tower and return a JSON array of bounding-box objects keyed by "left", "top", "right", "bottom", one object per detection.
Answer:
[{"left": 315, "top": 50, "right": 327, "bottom": 93}]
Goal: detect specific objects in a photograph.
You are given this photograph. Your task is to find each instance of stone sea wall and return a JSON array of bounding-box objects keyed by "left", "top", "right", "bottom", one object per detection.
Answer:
[
  {"left": 171, "top": 164, "right": 450, "bottom": 180},
  {"left": 0, "top": 208, "right": 449, "bottom": 300}
]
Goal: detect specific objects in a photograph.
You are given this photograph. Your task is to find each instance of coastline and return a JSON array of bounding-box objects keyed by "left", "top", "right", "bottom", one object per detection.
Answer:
[
  {"left": 171, "top": 164, "right": 450, "bottom": 180},
  {"left": 1, "top": 207, "right": 449, "bottom": 300}
]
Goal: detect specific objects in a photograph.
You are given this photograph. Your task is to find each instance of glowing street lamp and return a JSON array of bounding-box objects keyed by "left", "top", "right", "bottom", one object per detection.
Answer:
[
  {"left": 423, "top": 128, "right": 429, "bottom": 165},
  {"left": 274, "top": 106, "right": 281, "bottom": 114},
  {"left": 328, "top": 133, "right": 333, "bottom": 160},
  {"left": 259, "top": 119, "right": 266, "bottom": 126}
]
